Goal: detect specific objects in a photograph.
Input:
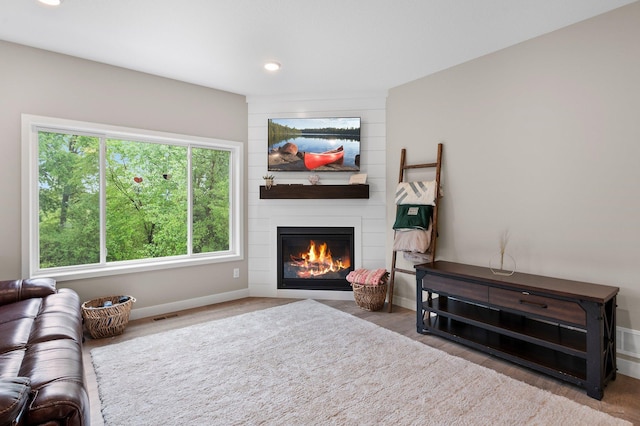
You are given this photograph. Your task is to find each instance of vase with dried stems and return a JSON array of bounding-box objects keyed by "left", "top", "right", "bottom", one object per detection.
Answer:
[
  {"left": 263, "top": 174, "right": 275, "bottom": 189},
  {"left": 490, "top": 230, "right": 515, "bottom": 276}
]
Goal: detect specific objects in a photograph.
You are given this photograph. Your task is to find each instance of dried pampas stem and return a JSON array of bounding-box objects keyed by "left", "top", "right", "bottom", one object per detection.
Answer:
[{"left": 499, "top": 230, "right": 510, "bottom": 270}]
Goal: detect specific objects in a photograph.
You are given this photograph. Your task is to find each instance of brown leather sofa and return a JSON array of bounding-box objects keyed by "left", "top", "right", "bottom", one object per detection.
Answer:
[{"left": 0, "top": 278, "right": 89, "bottom": 426}]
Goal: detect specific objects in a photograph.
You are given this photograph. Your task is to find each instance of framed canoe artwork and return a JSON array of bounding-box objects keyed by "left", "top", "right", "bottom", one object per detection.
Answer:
[{"left": 268, "top": 117, "right": 361, "bottom": 172}]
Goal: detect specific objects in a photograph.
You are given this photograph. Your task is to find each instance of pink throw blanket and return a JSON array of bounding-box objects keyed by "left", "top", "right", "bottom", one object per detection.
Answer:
[{"left": 346, "top": 268, "right": 388, "bottom": 285}]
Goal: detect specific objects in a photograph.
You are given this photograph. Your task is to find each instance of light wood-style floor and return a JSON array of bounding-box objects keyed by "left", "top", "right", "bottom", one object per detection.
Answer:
[{"left": 82, "top": 298, "right": 640, "bottom": 425}]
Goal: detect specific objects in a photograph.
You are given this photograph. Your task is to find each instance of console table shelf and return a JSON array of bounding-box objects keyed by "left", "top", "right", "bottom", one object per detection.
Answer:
[
  {"left": 259, "top": 184, "right": 369, "bottom": 199},
  {"left": 416, "top": 261, "right": 619, "bottom": 400},
  {"left": 425, "top": 297, "right": 587, "bottom": 356}
]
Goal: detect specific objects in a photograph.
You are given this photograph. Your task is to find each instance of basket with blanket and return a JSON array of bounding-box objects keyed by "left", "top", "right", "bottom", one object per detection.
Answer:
[{"left": 346, "top": 268, "right": 389, "bottom": 311}]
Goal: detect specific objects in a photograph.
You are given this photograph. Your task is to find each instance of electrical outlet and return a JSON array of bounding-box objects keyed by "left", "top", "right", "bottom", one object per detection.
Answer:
[{"left": 233, "top": 268, "right": 240, "bottom": 278}]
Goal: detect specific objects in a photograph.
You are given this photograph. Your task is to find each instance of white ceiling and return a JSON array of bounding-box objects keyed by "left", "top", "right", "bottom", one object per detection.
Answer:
[{"left": 1, "top": 0, "right": 636, "bottom": 97}]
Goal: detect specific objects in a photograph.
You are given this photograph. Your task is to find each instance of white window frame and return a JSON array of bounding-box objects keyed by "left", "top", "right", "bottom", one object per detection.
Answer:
[{"left": 21, "top": 114, "right": 244, "bottom": 281}]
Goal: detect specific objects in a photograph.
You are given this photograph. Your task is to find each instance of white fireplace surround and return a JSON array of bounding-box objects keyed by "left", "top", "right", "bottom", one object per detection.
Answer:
[
  {"left": 247, "top": 94, "right": 387, "bottom": 303},
  {"left": 270, "top": 216, "right": 361, "bottom": 301}
]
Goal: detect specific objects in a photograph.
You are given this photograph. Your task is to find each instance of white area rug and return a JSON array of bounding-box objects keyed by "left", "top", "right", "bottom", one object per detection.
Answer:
[{"left": 91, "top": 300, "right": 629, "bottom": 425}]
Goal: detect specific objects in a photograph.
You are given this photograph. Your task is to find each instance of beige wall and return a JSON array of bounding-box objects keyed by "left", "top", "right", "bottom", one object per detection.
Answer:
[
  {"left": 386, "top": 2, "right": 640, "bottom": 330},
  {"left": 0, "top": 41, "right": 249, "bottom": 312}
]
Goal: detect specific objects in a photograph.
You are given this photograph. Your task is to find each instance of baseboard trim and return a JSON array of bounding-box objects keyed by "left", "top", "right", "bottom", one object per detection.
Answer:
[
  {"left": 617, "top": 357, "right": 640, "bottom": 380},
  {"left": 249, "top": 287, "right": 356, "bottom": 301},
  {"left": 392, "top": 294, "right": 415, "bottom": 311},
  {"left": 276, "top": 289, "right": 355, "bottom": 301},
  {"left": 616, "top": 326, "right": 640, "bottom": 380},
  {"left": 129, "top": 289, "right": 250, "bottom": 321}
]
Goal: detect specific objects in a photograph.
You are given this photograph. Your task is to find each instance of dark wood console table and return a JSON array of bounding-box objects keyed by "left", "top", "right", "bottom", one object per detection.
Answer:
[{"left": 415, "top": 261, "right": 619, "bottom": 400}]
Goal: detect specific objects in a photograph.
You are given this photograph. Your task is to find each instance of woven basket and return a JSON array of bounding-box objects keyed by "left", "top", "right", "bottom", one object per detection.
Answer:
[
  {"left": 81, "top": 295, "right": 136, "bottom": 339},
  {"left": 352, "top": 280, "right": 388, "bottom": 311}
]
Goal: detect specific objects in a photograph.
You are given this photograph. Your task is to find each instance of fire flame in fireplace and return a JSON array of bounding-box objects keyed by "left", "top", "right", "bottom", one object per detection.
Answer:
[{"left": 289, "top": 240, "right": 350, "bottom": 278}]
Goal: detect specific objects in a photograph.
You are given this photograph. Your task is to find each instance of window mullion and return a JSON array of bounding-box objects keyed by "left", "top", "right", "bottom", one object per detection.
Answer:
[
  {"left": 100, "top": 137, "right": 107, "bottom": 264},
  {"left": 187, "top": 146, "right": 193, "bottom": 256}
]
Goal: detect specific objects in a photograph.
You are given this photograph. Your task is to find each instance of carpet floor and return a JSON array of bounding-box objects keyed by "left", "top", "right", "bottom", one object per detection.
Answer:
[{"left": 91, "top": 299, "right": 629, "bottom": 425}]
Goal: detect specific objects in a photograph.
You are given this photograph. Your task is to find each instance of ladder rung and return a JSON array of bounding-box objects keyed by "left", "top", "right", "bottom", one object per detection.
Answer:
[
  {"left": 392, "top": 268, "right": 416, "bottom": 275},
  {"left": 404, "top": 162, "right": 438, "bottom": 170}
]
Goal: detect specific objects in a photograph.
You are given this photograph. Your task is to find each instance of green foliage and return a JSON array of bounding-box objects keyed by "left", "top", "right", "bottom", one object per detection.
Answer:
[
  {"left": 268, "top": 121, "right": 301, "bottom": 146},
  {"left": 299, "top": 127, "right": 360, "bottom": 138},
  {"left": 106, "top": 140, "right": 188, "bottom": 261},
  {"left": 37, "top": 131, "right": 231, "bottom": 269},
  {"left": 192, "top": 147, "right": 230, "bottom": 253},
  {"left": 38, "top": 131, "right": 100, "bottom": 268}
]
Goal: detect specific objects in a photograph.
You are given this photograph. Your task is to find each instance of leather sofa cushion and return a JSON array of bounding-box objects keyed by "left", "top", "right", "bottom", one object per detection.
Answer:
[
  {"left": 0, "top": 319, "right": 33, "bottom": 353},
  {"left": 41, "top": 290, "right": 82, "bottom": 323},
  {"left": 17, "top": 339, "right": 88, "bottom": 425},
  {"left": 0, "top": 376, "right": 31, "bottom": 426},
  {"left": 0, "top": 299, "right": 41, "bottom": 326},
  {"left": 29, "top": 312, "right": 83, "bottom": 345},
  {"left": 19, "top": 339, "right": 84, "bottom": 390},
  {"left": 0, "top": 352, "right": 25, "bottom": 378},
  {"left": 0, "top": 279, "right": 56, "bottom": 306},
  {"left": 29, "top": 291, "right": 83, "bottom": 345},
  {"left": 25, "top": 380, "right": 89, "bottom": 426}
]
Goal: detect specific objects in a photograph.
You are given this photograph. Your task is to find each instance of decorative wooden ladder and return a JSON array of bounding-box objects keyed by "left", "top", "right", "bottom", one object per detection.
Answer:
[{"left": 388, "top": 144, "right": 443, "bottom": 312}]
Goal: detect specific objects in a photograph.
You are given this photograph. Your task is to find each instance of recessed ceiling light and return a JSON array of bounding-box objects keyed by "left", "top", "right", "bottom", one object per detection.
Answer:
[
  {"left": 38, "top": 0, "right": 63, "bottom": 5},
  {"left": 264, "top": 62, "right": 281, "bottom": 72}
]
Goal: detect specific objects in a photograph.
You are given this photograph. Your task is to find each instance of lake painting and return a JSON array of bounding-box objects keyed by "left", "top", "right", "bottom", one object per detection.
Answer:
[{"left": 268, "top": 117, "right": 361, "bottom": 172}]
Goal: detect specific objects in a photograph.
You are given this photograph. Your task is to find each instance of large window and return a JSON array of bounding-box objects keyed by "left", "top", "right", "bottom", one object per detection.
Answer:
[{"left": 22, "top": 115, "right": 243, "bottom": 279}]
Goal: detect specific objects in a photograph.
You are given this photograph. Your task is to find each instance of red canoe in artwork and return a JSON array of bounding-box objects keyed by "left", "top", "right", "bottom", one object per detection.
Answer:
[{"left": 303, "top": 146, "right": 344, "bottom": 170}]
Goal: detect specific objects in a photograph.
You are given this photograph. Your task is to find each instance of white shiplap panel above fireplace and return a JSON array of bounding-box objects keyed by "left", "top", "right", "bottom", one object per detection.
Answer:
[{"left": 247, "top": 93, "right": 387, "bottom": 300}]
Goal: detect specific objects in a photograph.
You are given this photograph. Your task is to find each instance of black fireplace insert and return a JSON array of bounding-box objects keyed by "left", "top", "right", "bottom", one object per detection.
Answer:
[{"left": 277, "top": 226, "right": 354, "bottom": 291}]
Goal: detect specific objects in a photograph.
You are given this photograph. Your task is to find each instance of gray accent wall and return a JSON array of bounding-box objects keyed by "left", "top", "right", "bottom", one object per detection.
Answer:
[{"left": 0, "top": 40, "right": 249, "bottom": 313}]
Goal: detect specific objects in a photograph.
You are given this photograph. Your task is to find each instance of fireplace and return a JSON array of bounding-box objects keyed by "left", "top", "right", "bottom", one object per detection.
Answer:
[{"left": 277, "top": 226, "right": 354, "bottom": 291}]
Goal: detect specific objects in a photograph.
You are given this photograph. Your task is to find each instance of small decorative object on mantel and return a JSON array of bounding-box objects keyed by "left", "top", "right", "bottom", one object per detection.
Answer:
[
  {"left": 262, "top": 174, "right": 275, "bottom": 189},
  {"left": 308, "top": 174, "right": 320, "bottom": 185},
  {"left": 349, "top": 173, "right": 367, "bottom": 185},
  {"left": 490, "top": 230, "right": 516, "bottom": 276},
  {"left": 347, "top": 268, "right": 389, "bottom": 311}
]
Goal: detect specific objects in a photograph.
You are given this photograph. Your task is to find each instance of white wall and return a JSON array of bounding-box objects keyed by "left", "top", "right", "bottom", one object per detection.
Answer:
[
  {"left": 0, "top": 41, "right": 249, "bottom": 315},
  {"left": 247, "top": 94, "right": 387, "bottom": 300},
  {"left": 386, "top": 2, "right": 640, "bottom": 372}
]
